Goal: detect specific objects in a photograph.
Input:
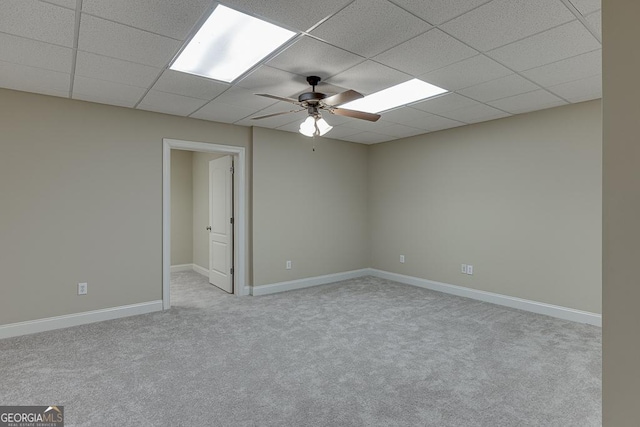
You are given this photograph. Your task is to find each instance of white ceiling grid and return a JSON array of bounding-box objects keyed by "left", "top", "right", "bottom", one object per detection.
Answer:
[{"left": 0, "top": 0, "right": 601, "bottom": 144}]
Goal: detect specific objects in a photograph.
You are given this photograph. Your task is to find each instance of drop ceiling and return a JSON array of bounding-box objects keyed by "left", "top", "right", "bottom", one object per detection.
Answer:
[{"left": 0, "top": 0, "right": 601, "bottom": 144}]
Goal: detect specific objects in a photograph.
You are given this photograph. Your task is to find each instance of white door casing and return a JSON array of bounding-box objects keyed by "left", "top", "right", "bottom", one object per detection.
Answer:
[
  {"left": 163, "top": 139, "right": 247, "bottom": 309},
  {"left": 208, "top": 156, "right": 233, "bottom": 293}
]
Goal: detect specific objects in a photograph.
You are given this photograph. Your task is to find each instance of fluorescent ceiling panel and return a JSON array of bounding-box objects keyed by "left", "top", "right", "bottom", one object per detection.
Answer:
[
  {"left": 171, "top": 5, "right": 296, "bottom": 83},
  {"left": 340, "top": 79, "right": 447, "bottom": 113}
]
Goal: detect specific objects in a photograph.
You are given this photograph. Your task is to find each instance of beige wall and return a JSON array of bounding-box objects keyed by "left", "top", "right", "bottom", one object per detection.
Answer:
[
  {"left": 170, "top": 150, "right": 193, "bottom": 266},
  {"left": 252, "top": 128, "right": 370, "bottom": 286},
  {"left": 0, "top": 85, "right": 604, "bottom": 336},
  {"left": 369, "top": 101, "right": 602, "bottom": 313},
  {"left": 0, "top": 88, "right": 251, "bottom": 325},
  {"left": 602, "top": 0, "right": 640, "bottom": 424},
  {"left": 191, "top": 151, "right": 224, "bottom": 269}
]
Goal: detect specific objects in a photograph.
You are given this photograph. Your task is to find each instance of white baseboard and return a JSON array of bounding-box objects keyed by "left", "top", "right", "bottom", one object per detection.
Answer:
[
  {"left": 170, "top": 264, "right": 193, "bottom": 273},
  {"left": 368, "top": 269, "right": 601, "bottom": 327},
  {"left": 251, "top": 269, "right": 370, "bottom": 296},
  {"left": 0, "top": 300, "right": 163, "bottom": 340},
  {"left": 192, "top": 264, "right": 208, "bottom": 277}
]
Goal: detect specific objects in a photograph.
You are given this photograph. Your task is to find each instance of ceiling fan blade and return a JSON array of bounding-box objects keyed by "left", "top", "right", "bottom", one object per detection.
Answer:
[
  {"left": 331, "top": 108, "right": 381, "bottom": 122},
  {"left": 322, "top": 89, "right": 363, "bottom": 106},
  {"left": 255, "top": 93, "right": 301, "bottom": 105},
  {"left": 251, "top": 110, "right": 303, "bottom": 120}
]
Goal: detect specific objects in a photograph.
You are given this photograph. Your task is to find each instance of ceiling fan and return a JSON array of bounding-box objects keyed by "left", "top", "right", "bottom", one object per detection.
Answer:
[{"left": 251, "top": 76, "right": 381, "bottom": 137}]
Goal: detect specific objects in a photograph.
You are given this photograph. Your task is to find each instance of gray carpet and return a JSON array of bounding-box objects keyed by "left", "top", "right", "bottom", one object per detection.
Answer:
[{"left": 1, "top": 272, "right": 601, "bottom": 426}]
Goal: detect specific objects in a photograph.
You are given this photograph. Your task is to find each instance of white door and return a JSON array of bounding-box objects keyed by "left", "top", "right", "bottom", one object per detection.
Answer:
[{"left": 208, "top": 156, "right": 233, "bottom": 293}]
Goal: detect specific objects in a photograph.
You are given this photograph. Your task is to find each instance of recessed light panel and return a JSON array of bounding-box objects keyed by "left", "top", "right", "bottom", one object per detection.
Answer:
[
  {"left": 171, "top": 5, "right": 296, "bottom": 83},
  {"left": 340, "top": 79, "right": 448, "bottom": 113}
]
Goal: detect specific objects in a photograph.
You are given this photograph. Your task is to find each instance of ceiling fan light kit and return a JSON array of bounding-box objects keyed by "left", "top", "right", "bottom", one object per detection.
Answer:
[{"left": 299, "top": 115, "right": 333, "bottom": 137}]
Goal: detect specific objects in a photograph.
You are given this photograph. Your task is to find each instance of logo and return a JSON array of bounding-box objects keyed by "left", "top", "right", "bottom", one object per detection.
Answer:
[{"left": 0, "top": 406, "right": 64, "bottom": 427}]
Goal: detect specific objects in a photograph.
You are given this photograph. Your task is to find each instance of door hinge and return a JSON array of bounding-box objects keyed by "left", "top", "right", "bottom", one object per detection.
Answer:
[
  {"left": 230, "top": 267, "right": 234, "bottom": 275},
  {"left": 230, "top": 166, "right": 234, "bottom": 173},
  {"left": 230, "top": 217, "right": 234, "bottom": 224}
]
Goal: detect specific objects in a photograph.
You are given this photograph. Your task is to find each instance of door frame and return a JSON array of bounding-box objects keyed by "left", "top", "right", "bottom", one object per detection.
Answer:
[{"left": 162, "top": 138, "right": 247, "bottom": 309}]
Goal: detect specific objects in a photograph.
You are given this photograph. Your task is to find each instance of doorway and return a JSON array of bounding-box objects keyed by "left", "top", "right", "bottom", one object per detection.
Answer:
[{"left": 162, "top": 139, "right": 247, "bottom": 309}]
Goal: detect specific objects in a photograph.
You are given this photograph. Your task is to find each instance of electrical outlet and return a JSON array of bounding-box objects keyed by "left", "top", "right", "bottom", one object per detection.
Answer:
[
  {"left": 286, "top": 260, "right": 292, "bottom": 270},
  {"left": 461, "top": 264, "right": 467, "bottom": 274},
  {"left": 78, "top": 282, "right": 87, "bottom": 295},
  {"left": 467, "top": 265, "right": 473, "bottom": 275},
  {"left": 400, "top": 255, "right": 405, "bottom": 263}
]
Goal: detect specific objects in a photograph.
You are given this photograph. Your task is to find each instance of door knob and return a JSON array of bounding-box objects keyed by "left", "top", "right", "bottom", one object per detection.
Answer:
[{"left": 206, "top": 226, "right": 211, "bottom": 231}]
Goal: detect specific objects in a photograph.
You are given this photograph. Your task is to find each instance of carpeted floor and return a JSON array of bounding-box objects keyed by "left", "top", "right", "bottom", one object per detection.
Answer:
[{"left": 1, "top": 272, "right": 601, "bottom": 426}]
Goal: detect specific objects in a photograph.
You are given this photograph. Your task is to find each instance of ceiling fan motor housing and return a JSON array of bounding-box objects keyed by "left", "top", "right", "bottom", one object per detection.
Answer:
[
  {"left": 298, "top": 91, "right": 326, "bottom": 103},
  {"left": 298, "top": 75, "right": 326, "bottom": 104}
]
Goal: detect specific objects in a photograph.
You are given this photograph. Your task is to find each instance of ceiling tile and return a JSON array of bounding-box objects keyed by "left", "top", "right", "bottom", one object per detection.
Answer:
[
  {"left": 381, "top": 106, "right": 435, "bottom": 125},
  {"left": 341, "top": 131, "right": 395, "bottom": 144},
  {"left": 439, "top": 103, "right": 510, "bottom": 124},
  {"left": 521, "top": 49, "right": 601, "bottom": 88},
  {"left": 72, "top": 75, "right": 146, "bottom": 107},
  {"left": 0, "top": 60, "right": 70, "bottom": 98},
  {"left": 190, "top": 101, "right": 257, "bottom": 124},
  {"left": 487, "top": 20, "right": 600, "bottom": 72},
  {"left": 211, "top": 86, "right": 278, "bottom": 111},
  {"left": 72, "top": 94, "right": 132, "bottom": 108},
  {"left": 377, "top": 123, "right": 426, "bottom": 138},
  {"left": 138, "top": 90, "right": 208, "bottom": 116},
  {"left": 326, "top": 61, "right": 411, "bottom": 95},
  {"left": 43, "top": 0, "right": 77, "bottom": 9},
  {"left": 419, "top": 54, "right": 512, "bottom": 91},
  {"left": 152, "top": 70, "right": 229, "bottom": 100},
  {"left": 373, "top": 29, "right": 477, "bottom": 76},
  {"left": 234, "top": 101, "right": 306, "bottom": 127},
  {"left": 396, "top": 112, "right": 464, "bottom": 131},
  {"left": 488, "top": 89, "right": 567, "bottom": 114},
  {"left": 235, "top": 66, "right": 306, "bottom": 98},
  {"left": 78, "top": 15, "right": 181, "bottom": 67},
  {"left": 0, "top": 0, "right": 603, "bottom": 128},
  {"left": 458, "top": 74, "right": 540, "bottom": 102},
  {"left": 0, "top": 32, "right": 72, "bottom": 73},
  {"left": 411, "top": 93, "right": 478, "bottom": 114},
  {"left": 339, "top": 118, "right": 395, "bottom": 132},
  {"left": 390, "top": 0, "right": 492, "bottom": 25},
  {"left": 82, "top": 0, "right": 211, "bottom": 40},
  {"left": 568, "top": 0, "right": 601, "bottom": 16},
  {"left": 311, "top": 0, "right": 431, "bottom": 58},
  {"left": 321, "top": 125, "right": 365, "bottom": 139},
  {"left": 237, "top": 115, "right": 303, "bottom": 130},
  {"left": 275, "top": 121, "right": 306, "bottom": 133},
  {"left": 440, "top": 0, "right": 575, "bottom": 52},
  {"left": 547, "top": 74, "right": 601, "bottom": 102},
  {"left": 402, "top": 113, "right": 466, "bottom": 131},
  {"left": 0, "top": 0, "right": 76, "bottom": 47},
  {"left": 267, "top": 36, "right": 365, "bottom": 79},
  {"left": 221, "top": 0, "right": 352, "bottom": 32},
  {"left": 75, "top": 52, "right": 160, "bottom": 88},
  {"left": 586, "top": 10, "right": 601, "bottom": 39}
]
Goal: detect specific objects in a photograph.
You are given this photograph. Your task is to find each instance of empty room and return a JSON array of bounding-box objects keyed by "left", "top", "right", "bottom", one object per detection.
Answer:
[{"left": 0, "top": 0, "right": 638, "bottom": 426}]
